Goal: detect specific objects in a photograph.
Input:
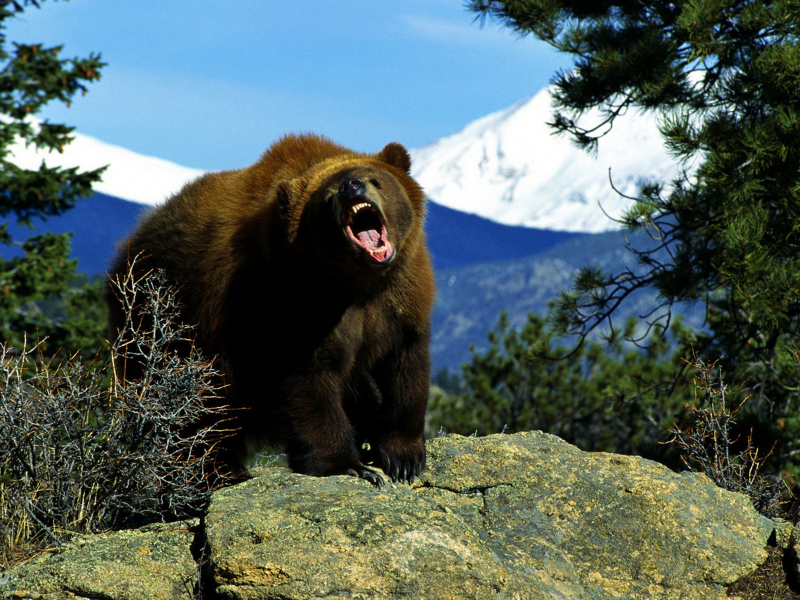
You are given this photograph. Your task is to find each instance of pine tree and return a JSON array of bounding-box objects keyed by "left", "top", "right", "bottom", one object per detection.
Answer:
[
  {"left": 467, "top": 0, "right": 800, "bottom": 480},
  {"left": 0, "top": 0, "right": 106, "bottom": 352},
  {"left": 429, "top": 313, "right": 695, "bottom": 466}
]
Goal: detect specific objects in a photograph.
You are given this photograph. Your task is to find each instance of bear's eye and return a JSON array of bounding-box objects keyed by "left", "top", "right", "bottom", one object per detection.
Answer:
[{"left": 370, "top": 179, "right": 381, "bottom": 189}]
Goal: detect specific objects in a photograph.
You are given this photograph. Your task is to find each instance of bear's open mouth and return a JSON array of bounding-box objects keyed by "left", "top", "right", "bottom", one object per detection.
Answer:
[{"left": 342, "top": 200, "right": 395, "bottom": 264}]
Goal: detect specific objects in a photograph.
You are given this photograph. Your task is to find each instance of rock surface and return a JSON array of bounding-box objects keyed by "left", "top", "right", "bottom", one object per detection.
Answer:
[
  {"left": 1, "top": 432, "right": 785, "bottom": 599},
  {"left": 0, "top": 520, "right": 198, "bottom": 600}
]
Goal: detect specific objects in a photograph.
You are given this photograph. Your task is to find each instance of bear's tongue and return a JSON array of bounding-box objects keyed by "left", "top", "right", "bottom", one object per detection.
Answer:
[
  {"left": 355, "top": 228, "right": 382, "bottom": 248},
  {"left": 352, "top": 224, "right": 393, "bottom": 262}
]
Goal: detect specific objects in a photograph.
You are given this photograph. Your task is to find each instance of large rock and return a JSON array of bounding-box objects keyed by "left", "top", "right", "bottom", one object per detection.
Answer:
[
  {"left": 0, "top": 520, "right": 198, "bottom": 600},
  {"left": 204, "top": 432, "right": 774, "bottom": 599},
  {"left": 1, "top": 432, "right": 781, "bottom": 599}
]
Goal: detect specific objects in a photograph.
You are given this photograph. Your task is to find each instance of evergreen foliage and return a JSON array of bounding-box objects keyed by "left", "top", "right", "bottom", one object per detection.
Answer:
[
  {"left": 0, "top": 0, "right": 106, "bottom": 353},
  {"left": 429, "top": 313, "right": 695, "bottom": 465},
  {"left": 467, "top": 0, "right": 800, "bottom": 482}
]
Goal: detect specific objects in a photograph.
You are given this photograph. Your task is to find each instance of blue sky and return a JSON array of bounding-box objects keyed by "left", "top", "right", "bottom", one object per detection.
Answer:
[{"left": 6, "top": 0, "right": 571, "bottom": 171}]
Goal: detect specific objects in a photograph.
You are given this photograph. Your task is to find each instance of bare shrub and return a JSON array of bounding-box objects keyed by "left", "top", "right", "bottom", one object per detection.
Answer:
[
  {"left": 0, "top": 261, "right": 231, "bottom": 565},
  {"left": 667, "top": 353, "right": 790, "bottom": 518}
]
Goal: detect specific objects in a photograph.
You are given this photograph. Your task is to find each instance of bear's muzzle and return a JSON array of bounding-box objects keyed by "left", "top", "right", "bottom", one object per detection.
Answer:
[{"left": 337, "top": 178, "right": 396, "bottom": 266}]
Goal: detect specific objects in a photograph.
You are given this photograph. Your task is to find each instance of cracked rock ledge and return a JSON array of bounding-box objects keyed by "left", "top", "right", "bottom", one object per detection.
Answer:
[{"left": 1, "top": 431, "right": 794, "bottom": 599}]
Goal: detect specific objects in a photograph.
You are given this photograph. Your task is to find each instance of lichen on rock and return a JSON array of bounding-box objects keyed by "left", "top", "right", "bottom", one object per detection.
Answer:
[
  {"left": 0, "top": 520, "right": 199, "bottom": 600},
  {"left": 0, "top": 432, "right": 783, "bottom": 600},
  {"left": 204, "top": 431, "right": 775, "bottom": 599}
]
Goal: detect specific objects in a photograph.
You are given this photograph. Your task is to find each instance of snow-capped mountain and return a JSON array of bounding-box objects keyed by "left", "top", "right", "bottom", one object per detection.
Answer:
[
  {"left": 8, "top": 124, "right": 204, "bottom": 207},
  {"left": 5, "top": 120, "right": 584, "bottom": 275},
  {"left": 9, "top": 86, "right": 680, "bottom": 235},
  {"left": 410, "top": 86, "right": 678, "bottom": 233}
]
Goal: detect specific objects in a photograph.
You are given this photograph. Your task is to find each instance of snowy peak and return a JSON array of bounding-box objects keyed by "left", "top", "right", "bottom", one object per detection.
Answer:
[
  {"left": 409, "top": 87, "right": 678, "bottom": 233},
  {"left": 8, "top": 87, "right": 678, "bottom": 233},
  {"left": 8, "top": 124, "right": 204, "bottom": 207}
]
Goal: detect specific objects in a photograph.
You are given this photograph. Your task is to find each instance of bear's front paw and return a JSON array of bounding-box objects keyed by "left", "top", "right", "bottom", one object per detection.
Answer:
[
  {"left": 288, "top": 450, "right": 386, "bottom": 488},
  {"left": 374, "top": 438, "right": 426, "bottom": 484}
]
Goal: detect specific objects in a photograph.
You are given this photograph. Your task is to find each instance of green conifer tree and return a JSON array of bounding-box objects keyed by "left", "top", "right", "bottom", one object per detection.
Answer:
[
  {"left": 429, "top": 313, "right": 695, "bottom": 466},
  {"left": 0, "top": 0, "right": 106, "bottom": 352},
  {"left": 467, "top": 0, "right": 800, "bottom": 479}
]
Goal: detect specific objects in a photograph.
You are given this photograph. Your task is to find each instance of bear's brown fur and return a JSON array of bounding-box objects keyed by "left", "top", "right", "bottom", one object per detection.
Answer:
[{"left": 107, "top": 134, "right": 434, "bottom": 486}]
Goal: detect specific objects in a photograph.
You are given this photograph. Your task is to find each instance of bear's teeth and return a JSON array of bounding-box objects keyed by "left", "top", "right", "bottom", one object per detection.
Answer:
[{"left": 351, "top": 202, "right": 370, "bottom": 214}]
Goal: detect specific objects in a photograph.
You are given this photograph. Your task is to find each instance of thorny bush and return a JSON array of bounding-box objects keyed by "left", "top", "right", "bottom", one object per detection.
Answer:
[
  {"left": 0, "top": 260, "right": 231, "bottom": 566},
  {"left": 667, "top": 354, "right": 792, "bottom": 519}
]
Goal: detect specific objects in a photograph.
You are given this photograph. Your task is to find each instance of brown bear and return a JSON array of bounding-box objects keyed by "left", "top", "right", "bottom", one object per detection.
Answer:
[{"left": 107, "top": 134, "right": 435, "bottom": 487}]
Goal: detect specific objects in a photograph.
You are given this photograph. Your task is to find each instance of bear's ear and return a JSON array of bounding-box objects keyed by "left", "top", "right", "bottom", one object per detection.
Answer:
[
  {"left": 277, "top": 178, "right": 306, "bottom": 208},
  {"left": 276, "top": 180, "right": 293, "bottom": 208},
  {"left": 378, "top": 142, "right": 411, "bottom": 174}
]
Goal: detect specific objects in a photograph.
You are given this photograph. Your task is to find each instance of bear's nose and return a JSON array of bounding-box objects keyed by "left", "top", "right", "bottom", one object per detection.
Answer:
[{"left": 338, "top": 178, "right": 365, "bottom": 198}]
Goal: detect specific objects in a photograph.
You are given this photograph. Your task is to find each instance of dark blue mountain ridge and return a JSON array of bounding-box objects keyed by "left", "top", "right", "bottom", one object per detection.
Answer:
[
  {"left": 1, "top": 192, "right": 587, "bottom": 275},
  {"left": 2, "top": 192, "right": 146, "bottom": 275},
  {"left": 424, "top": 202, "right": 582, "bottom": 269}
]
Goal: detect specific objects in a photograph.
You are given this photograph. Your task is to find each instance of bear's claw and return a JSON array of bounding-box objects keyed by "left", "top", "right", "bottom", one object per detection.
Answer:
[
  {"left": 347, "top": 466, "right": 386, "bottom": 489},
  {"left": 378, "top": 452, "right": 424, "bottom": 485}
]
